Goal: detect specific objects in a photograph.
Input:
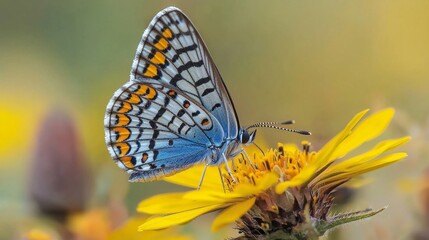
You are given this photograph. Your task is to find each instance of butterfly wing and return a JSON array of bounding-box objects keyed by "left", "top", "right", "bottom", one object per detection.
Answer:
[
  {"left": 104, "top": 80, "right": 225, "bottom": 181},
  {"left": 130, "top": 7, "right": 239, "bottom": 139},
  {"left": 105, "top": 7, "right": 241, "bottom": 182}
]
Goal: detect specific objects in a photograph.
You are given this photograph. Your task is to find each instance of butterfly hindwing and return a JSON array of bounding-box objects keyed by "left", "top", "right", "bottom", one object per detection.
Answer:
[{"left": 105, "top": 80, "right": 224, "bottom": 180}]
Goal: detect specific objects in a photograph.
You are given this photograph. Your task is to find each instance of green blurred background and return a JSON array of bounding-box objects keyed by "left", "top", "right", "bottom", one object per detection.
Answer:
[{"left": 1, "top": 0, "right": 428, "bottom": 239}]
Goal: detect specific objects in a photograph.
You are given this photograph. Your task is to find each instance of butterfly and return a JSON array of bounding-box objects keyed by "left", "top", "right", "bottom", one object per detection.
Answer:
[{"left": 104, "top": 7, "right": 309, "bottom": 187}]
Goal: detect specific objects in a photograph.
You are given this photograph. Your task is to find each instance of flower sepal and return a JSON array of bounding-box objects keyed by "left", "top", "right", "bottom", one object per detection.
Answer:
[{"left": 315, "top": 207, "right": 386, "bottom": 235}]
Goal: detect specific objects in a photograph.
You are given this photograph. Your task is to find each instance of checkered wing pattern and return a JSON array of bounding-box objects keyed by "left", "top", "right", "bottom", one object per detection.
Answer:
[{"left": 104, "top": 7, "right": 240, "bottom": 182}]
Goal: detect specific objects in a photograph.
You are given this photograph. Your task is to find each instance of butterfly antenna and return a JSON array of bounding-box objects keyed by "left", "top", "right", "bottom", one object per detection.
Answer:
[
  {"left": 247, "top": 120, "right": 295, "bottom": 128},
  {"left": 247, "top": 121, "right": 311, "bottom": 136}
]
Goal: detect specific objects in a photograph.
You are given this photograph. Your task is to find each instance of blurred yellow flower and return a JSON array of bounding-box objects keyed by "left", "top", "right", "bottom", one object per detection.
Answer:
[
  {"left": 68, "top": 209, "right": 111, "bottom": 240},
  {"left": 68, "top": 209, "right": 192, "bottom": 240},
  {"left": 22, "top": 229, "right": 53, "bottom": 240},
  {"left": 109, "top": 216, "right": 193, "bottom": 240},
  {"left": 137, "top": 108, "right": 409, "bottom": 239}
]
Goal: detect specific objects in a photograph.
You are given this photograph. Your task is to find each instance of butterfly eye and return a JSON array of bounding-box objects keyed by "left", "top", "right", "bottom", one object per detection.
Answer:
[
  {"left": 239, "top": 130, "right": 257, "bottom": 145},
  {"left": 239, "top": 130, "right": 250, "bottom": 144}
]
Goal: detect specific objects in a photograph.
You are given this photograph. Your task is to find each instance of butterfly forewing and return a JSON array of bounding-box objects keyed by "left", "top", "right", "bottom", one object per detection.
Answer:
[{"left": 131, "top": 7, "right": 239, "bottom": 139}]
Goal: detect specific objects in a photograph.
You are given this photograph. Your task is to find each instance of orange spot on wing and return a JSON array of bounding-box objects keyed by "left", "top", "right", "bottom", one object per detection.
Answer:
[
  {"left": 136, "top": 84, "right": 157, "bottom": 100},
  {"left": 145, "top": 88, "right": 157, "bottom": 100},
  {"left": 117, "top": 101, "right": 132, "bottom": 113},
  {"left": 127, "top": 93, "right": 141, "bottom": 104},
  {"left": 142, "top": 153, "right": 149, "bottom": 162},
  {"left": 154, "top": 37, "right": 169, "bottom": 51},
  {"left": 121, "top": 156, "right": 135, "bottom": 168},
  {"left": 115, "top": 142, "right": 130, "bottom": 157},
  {"left": 115, "top": 113, "right": 130, "bottom": 126},
  {"left": 201, "top": 119, "right": 210, "bottom": 126},
  {"left": 162, "top": 28, "right": 173, "bottom": 39},
  {"left": 134, "top": 84, "right": 148, "bottom": 95},
  {"left": 113, "top": 127, "right": 131, "bottom": 142},
  {"left": 167, "top": 90, "right": 177, "bottom": 97},
  {"left": 150, "top": 51, "right": 166, "bottom": 65},
  {"left": 143, "top": 64, "right": 158, "bottom": 78}
]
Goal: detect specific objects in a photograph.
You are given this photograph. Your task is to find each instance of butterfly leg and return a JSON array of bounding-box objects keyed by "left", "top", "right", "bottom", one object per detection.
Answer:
[
  {"left": 217, "top": 166, "right": 227, "bottom": 193},
  {"left": 241, "top": 149, "right": 256, "bottom": 169},
  {"left": 222, "top": 152, "right": 237, "bottom": 184},
  {"left": 230, "top": 148, "right": 257, "bottom": 169},
  {"left": 197, "top": 161, "right": 210, "bottom": 190}
]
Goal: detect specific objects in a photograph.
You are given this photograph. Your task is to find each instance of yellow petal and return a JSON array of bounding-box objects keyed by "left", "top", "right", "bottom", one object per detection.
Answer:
[
  {"left": 183, "top": 173, "right": 278, "bottom": 203},
  {"left": 211, "top": 197, "right": 256, "bottom": 231},
  {"left": 275, "top": 166, "right": 317, "bottom": 193},
  {"left": 341, "top": 152, "right": 408, "bottom": 177},
  {"left": 317, "top": 152, "right": 408, "bottom": 187},
  {"left": 314, "top": 109, "right": 369, "bottom": 171},
  {"left": 183, "top": 189, "right": 246, "bottom": 203},
  {"left": 164, "top": 165, "right": 224, "bottom": 191},
  {"left": 254, "top": 172, "right": 279, "bottom": 190},
  {"left": 317, "top": 137, "right": 410, "bottom": 181},
  {"left": 139, "top": 204, "right": 226, "bottom": 231},
  {"left": 137, "top": 192, "right": 213, "bottom": 214},
  {"left": 329, "top": 108, "right": 395, "bottom": 161}
]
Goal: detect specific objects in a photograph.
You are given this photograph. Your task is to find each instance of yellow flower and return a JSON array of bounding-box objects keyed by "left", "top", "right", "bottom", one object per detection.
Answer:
[
  {"left": 22, "top": 229, "right": 54, "bottom": 240},
  {"left": 68, "top": 209, "right": 112, "bottom": 240},
  {"left": 137, "top": 108, "right": 409, "bottom": 239},
  {"left": 109, "top": 215, "right": 193, "bottom": 240},
  {"left": 68, "top": 209, "right": 192, "bottom": 240}
]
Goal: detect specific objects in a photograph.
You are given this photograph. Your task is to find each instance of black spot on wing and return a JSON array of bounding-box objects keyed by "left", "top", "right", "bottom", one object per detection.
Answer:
[
  {"left": 192, "top": 111, "right": 200, "bottom": 117},
  {"left": 149, "top": 139, "right": 155, "bottom": 149},
  {"left": 149, "top": 120, "right": 157, "bottom": 129},
  {"left": 153, "top": 108, "right": 166, "bottom": 121},
  {"left": 202, "top": 88, "right": 215, "bottom": 97},
  {"left": 211, "top": 103, "right": 221, "bottom": 112},
  {"left": 167, "top": 116, "right": 175, "bottom": 127},
  {"left": 153, "top": 150, "right": 159, "bottom": 160},
  {"left": 163, "top": 97, "right": 170, "bottom": 107},
  {"left": 195, "top": 77, "right": 211, "bottom": 87},
  {"left": 152, "top": 130, "right": 160, "bottom": 139},
  {"left": 177, "top": 109, "right": 185, "bottom": 117},
  {"left": 178, "top": 123, "right": 185, "bottom": 134},
  {"left": 177, "top": 60, "right": 204, "bottom": 73}
]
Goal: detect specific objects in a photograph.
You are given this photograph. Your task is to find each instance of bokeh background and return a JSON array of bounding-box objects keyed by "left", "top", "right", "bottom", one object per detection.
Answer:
[{"left": 1, "top": 0, "right": 428, "bottom": 239}]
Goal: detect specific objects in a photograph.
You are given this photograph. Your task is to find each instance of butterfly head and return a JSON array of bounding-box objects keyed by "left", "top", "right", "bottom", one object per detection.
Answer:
[{"left": 238, "top": 128, "right": 257, "bottom": 146}]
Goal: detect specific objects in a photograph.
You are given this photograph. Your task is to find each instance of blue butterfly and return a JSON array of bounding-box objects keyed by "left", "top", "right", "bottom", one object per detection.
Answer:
[{"left": 104, "top": 7, "right": 309, "bottom": 187}]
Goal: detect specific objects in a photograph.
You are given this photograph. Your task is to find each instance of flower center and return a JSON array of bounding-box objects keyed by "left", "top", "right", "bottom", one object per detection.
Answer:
[{"left": 223, "top": 141, "right": 316, "bottom": 191}]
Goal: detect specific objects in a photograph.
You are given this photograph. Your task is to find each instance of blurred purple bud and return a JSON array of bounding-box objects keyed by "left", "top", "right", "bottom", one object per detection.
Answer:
[{"left": 28, "top": 109, "right": 92, "bottom": 222}]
